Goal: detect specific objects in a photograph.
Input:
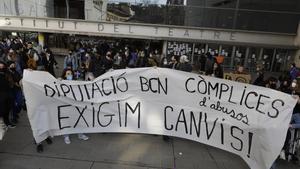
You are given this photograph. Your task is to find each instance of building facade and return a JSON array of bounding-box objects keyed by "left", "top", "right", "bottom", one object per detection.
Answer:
[{"left": 0, "top": 0, "right": 300, "bottom": 72}]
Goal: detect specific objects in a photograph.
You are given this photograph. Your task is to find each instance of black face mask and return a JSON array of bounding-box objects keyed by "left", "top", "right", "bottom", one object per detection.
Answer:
[{"left": 270, "top": 84, "right": 277, "bottom": 89}]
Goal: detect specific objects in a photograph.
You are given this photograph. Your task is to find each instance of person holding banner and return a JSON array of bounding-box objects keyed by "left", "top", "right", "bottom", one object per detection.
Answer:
[
  {"left": 178, "top": 55, "right": 192, "bottom": 72},
  {"left": 280, "top": 95, "right": 300, "bottom": 162},
  {"left": 7, "top": 61, "right": 22, "bottom": 124},
  {"left": 0, "top": 59, "right": 16, "bottom": 128},
  {"left": 290, "top": 63, "right": 299, "bottom": 80},
  {"left": 253, "top": 65, "right": 265, "bottom": 87},
  {"left": 24, "top": 67, "right": 53, "bottom": 152},
  {"left": 61, "top": 68, "right": 89, "bottom": 144},
  {"left": 212, "top": 61, "right": 224, "bottom": 78},
  {"left": 63, "top": 50, "right": 77, "bottom": 71},
  {"left": 235, "top": 65, "right": 247, "bottom": 74},
  {"left": 167, "top": 55, "right": 179, "bottom": 70},
  {"left": 291, "top": 101, "right": 300, "bottom": 129}
]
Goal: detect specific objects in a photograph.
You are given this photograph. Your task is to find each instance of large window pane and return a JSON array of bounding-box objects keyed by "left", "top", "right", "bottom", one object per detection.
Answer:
[
  {"left": 187, "top": 7, "right": 234, "bottom": 28},
  {"left": 239, "top": 0, "right": 300, "bottom": 12},
  {"left": 236, "top": 10, "right": 299, "bottom": 33}
]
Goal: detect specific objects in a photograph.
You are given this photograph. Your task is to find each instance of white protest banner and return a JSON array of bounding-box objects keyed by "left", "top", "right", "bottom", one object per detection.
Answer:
[{"left": 23, "top": 68, "right": 297, "bottom": 169}]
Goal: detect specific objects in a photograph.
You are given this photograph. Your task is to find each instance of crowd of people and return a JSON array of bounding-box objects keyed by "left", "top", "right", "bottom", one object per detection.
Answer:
[
  {"left": 0, "top": 37, "right": 299, "bottom": 165},
  {"left": 60, "top": 43, "right": 195, "bottom": 81},
  {"left": 0, "top": 37, "right": 195, "bottom": 152}
]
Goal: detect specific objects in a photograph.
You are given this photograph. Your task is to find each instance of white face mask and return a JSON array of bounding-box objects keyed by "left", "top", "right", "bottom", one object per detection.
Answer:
[
  {"left": 292, "top": 82, "right": 297, "bottom": 88},
  {"left": 66, "top": 75, "right": 73, "bottom": 80},
  {"left": 164, "top": 58, "right": 168, "bottom": 65}
]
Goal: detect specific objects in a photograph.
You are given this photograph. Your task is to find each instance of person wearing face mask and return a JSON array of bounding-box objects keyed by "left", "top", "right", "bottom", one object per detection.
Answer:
[
  {"left": 289, "top": 63, "right": 299, "bottom": 80},
  {"left": 63, "top": 50, "right": 77, "bottom": 71},
  {"left": 44, "top": 49, "right": 58, "bottom": 77},
  {"left": 61, "top": 69, "right": 89, "bottom": 144},
  {"left": 146, "top": 52, "right": 158, "bottom": 67},
  {"left": 136, "top": 50, "right": 147, "bottom": 68},
  {"left": 279, "top": 78, "right": 291, "bottom": 94},
  {"left": 159, "top": 54, "right": 168, "bottom": 68},
  {"left": 168, "top": 55, "right": 179, "bottom": 69},
  {"left": 153, "top": 49, "right": 161, "bottom": 64},
  {"left": 253, "top": 65, "right": 265, "bottom": 87},
  {"left": 178, "top": 55, "right": 192, "bottom": 72},
  {"left": 7, "top": 61, "right": 22, "bottom": 124},
  {"left": 0, "top": 60, "right": 16, "bottom": 128},
  {"left": 290, "top": 79, "right": 298, "bottom": 95},
  {"left": 101, "top": 51, "right": 114, "bottom": 72},
  {"left": 113, "top": 52, "right": 123, "bottom": 69},
  {"left": 212, "top": 61, "right": 223, "bottom": 78},
  {"left": 5, "top": 49, "right": 16, "bottom": 63},
  {"left": 266, "top": 77, "right": 278, "bottom": 90}
]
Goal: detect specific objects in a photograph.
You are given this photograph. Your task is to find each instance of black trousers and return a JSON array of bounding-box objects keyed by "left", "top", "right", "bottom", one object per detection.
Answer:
[{"left": 0, "top": 96, "right": 12, "bottom": 125}]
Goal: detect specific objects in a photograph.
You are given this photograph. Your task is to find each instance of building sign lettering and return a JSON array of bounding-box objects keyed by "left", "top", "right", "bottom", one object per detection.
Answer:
[{"left": 0, "top": 16, "right": 295, "bottom": 48}]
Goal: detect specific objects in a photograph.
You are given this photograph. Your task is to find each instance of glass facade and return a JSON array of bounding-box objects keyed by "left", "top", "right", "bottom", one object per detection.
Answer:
[
  {"left": 165, "top": 40, "right": 295, "bottom": 72},
  {"left": 105, "top": 0, "right": 300, "bottom": 33},
  {"left": 0, "top": 0, "right": 299, "bottom": 33},
  {"left": 0, "top": 0, "right": 298, "bottom": 72}
]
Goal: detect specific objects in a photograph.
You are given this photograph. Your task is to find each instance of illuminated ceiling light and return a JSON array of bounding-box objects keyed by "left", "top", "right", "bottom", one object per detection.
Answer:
[{"left": 12, "top": 32, "right": 18, "bottom": 36}]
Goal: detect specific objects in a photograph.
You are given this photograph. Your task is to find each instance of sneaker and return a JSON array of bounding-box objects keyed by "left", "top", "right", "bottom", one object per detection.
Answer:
[
  {"left": 45, "top": 137, "right": 52, "bottom": 144},
  {"left": 36, "top": 144, "right": 43, "bottom": 153},
  {"left": 64, "top": 136, "right": 71, "bottom": 144},
  {"left": 7, "top": 124, "right": 16, "bottom": 128},
  {"left": 12, "top": 119, "right": 18, "bottom": 124},
  {"left": 78, "top": 134, "right": 89, "bottom": 141}
]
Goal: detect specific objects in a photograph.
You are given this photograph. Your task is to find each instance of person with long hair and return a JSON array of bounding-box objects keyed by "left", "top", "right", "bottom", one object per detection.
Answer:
[{"left": 61, "top": 68, "right": 89, "bottom": 144}]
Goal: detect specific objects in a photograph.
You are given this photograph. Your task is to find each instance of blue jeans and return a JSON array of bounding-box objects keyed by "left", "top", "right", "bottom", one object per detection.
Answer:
[
  {"left": 291, "top": 113, "right": 300, "bottom": 129},
  {"left": 270, "top": 162, "right": 276, "bottom": 169}
]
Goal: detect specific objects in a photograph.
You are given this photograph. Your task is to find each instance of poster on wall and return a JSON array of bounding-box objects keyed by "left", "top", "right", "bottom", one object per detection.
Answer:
[{"left": 167, "top": 41, "right": 193, "bottom": 59}]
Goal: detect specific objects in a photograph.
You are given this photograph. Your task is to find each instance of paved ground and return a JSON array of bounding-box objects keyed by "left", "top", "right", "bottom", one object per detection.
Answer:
[{"left": 0, "top": 111, "right": 299, "bottom": 169}]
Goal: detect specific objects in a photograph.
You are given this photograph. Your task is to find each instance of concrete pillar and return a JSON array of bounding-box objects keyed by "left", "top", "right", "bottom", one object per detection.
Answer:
[
  {"left": 244, "top": 47, "right": 250, "bottom": 69},
  {"left": 230, "top": 46, "right": 236, "bottom": 69},
  {"left": 293, "top": 50, "right": 300, "bottom": 66},
  {"left": 218, "top": 45, "right": 222, "bottom": 54},
  {"left": 205, "top": 44, "right": 208, "bottom": 53},
  {"left": 162, "top": 40, "right": 168, "bottom": 58},
  {"left": 191, "top": 43, "right": 195, "bottom": 64},
  {"left": 85, "top": 0, "right": 108, "bottom": 21},
  {"left": 293, "top": 22, "right": 300, "bottom": 66},
  {"left": 259, "top": 48, "right": 263, "bottom": 61},
  {"left": 270, "top": 49, "right": 277, "bottom": 71}
]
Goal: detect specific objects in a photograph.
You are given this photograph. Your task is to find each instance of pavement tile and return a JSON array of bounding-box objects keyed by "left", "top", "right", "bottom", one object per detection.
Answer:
[{"left": 0, "top": 153, "right": 92, "bottom": 169}]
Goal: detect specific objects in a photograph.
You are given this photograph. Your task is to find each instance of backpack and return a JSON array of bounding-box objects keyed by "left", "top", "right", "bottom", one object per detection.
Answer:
[{"left": 27, "top": 52, "right": 37, "bottom": 70}]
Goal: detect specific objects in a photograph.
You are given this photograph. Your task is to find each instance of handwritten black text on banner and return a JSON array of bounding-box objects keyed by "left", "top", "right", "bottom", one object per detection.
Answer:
[{"left": 22, "top": 68, "right": 297, "bottom": 169}]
